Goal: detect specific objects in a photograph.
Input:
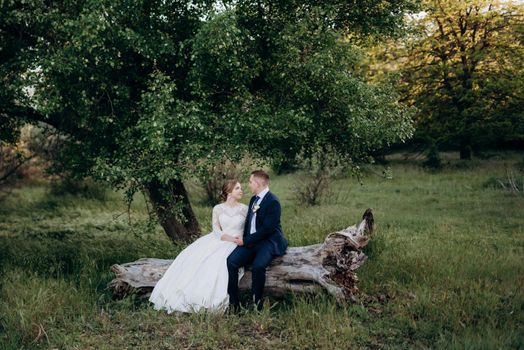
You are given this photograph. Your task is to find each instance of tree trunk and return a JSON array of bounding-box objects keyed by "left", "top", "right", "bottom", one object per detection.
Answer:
[
  {"left": 108, "top": 209, "right": 374, "bottom": 304},
  {"left": 144, "top": 178, "right": 200, "bottom": 242},
  {"left": 459, "top": 138, "right": 472, "bottom": 160}
]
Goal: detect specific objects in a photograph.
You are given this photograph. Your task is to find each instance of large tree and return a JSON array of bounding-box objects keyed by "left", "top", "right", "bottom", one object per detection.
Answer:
[
  {"left": 1, "top": 0, "right": 415, "bottom": 242},
  {"left": 396, "top": 0, "right": 524, "bottom": 159}
]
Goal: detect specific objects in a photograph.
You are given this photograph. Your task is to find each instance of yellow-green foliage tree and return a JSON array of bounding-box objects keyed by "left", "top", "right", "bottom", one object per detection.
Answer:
[{"left": 385, "top": 0, "right": 524, "bottom": 159}]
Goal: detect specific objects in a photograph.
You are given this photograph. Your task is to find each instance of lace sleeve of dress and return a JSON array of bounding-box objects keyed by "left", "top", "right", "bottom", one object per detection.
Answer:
[
  {"left": 240, "top": 203, "right": 249, "bottom": 218},
  {"left": 212, "top": 205, "right": 223, "bottom": 239}
]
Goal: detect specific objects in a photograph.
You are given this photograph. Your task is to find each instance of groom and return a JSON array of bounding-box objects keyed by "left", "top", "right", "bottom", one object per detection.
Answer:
[{"left": 227, "top": 170, "right": 288, "bottom": 311}]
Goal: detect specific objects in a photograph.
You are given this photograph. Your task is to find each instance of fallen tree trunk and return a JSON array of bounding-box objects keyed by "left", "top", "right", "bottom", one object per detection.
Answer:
[{"left": 108, "top": 209, "right": 374, "bottom": 303}]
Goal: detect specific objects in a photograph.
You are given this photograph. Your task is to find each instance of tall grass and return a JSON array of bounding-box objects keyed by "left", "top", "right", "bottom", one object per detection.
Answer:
[{"left": 1, "top": 152, "right": 523, "bottom": 349}]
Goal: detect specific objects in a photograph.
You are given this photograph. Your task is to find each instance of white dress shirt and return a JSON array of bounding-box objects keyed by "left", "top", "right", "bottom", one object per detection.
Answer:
[{"left": 250, "top": 187, "right": 269, "bottom": 234}]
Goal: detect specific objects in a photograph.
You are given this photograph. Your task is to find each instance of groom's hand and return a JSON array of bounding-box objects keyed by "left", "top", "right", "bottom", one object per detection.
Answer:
[{"left": 234, "top": 237, "right": 244, "bottom": 246}]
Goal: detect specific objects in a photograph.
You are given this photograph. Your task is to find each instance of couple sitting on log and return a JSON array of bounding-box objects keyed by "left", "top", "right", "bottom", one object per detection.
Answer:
[
  {"left": 149, "top": 170, "right": 288, "bottom": 313},
  {"left": 110, "top": 171, "right": 372, "bottom": 313}
]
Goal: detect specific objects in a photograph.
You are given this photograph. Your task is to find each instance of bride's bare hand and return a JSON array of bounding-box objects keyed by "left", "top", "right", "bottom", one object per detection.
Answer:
[
  {"left": 220, "top": 234, "right": 235, "bottom": 242},
  {"left": 233, "top": 237, "right": 244, "bottom": 246}
]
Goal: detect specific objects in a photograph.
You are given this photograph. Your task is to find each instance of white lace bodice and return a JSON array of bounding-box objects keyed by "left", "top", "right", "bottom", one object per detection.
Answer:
[{"left": 212, "top": 203, "right": 248, "bottom": 239}]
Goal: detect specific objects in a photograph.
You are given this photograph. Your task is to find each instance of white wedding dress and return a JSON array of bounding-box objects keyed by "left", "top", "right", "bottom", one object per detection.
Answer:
[{"left": 149, "top": 203, "right": 247, "bottom": 313}]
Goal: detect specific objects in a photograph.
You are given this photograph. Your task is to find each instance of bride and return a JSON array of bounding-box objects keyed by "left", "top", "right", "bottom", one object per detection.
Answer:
[{"left": 149, "top": 179, "right": 247, "bottom": 313}]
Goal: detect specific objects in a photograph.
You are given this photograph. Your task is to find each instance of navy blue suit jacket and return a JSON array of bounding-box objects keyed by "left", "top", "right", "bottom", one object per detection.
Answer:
[{"left": 243, "top": 191, "right": 288, "bottom": 256}]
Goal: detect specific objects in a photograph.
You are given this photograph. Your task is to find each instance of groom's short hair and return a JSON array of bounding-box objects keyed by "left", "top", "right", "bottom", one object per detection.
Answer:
[{"left": 251, "top": 170, "right": 269, "bottom": 184}]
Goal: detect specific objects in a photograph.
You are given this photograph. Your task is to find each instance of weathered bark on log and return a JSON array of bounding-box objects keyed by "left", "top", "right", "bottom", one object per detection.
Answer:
[{"left": 108, "top": 209, "right": 374, "bottom": 303}]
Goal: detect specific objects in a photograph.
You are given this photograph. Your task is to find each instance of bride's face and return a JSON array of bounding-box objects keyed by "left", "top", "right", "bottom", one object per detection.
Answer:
[{"left": 228, "top": 182, "right": 243, "bottom": 201}]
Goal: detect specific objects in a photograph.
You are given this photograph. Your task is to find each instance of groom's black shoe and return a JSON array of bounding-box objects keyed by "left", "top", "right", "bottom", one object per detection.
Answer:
[
  {"left": 253, "top": 297, "right": 264, "bottom": 312},
  {"left": 228, "top": 303, "right": 241, "bottom": 315}
]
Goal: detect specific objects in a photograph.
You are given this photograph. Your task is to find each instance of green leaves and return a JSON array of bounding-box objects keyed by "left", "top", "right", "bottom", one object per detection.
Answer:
[
  {"left": 261, "top": 13, "right": 414, "bottom": 161},
  {"left": 2, "top": 0, "right": 416, "bottom": 210},
  {"left": 395, "top": 0, "right": 524, "bottom": 153}
]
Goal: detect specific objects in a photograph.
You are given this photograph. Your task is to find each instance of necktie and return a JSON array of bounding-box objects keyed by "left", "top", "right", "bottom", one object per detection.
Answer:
[{"left": 249, "top": 196, "right": 260, "bottom": 234}]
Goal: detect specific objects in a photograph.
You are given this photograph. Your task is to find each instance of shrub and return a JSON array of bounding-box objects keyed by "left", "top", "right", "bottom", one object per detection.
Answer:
[
  {"left": 292, "top": 150, "right": 343, "bottom": 206},
  {"left": 49, "top": 176, "right": 108, "bottom": 200},
  {"left": 422, "top": 143, "right": 442, "bottom": 170},
  {"left": 483, "top": 171, "right": 523, "bottom": 195}
]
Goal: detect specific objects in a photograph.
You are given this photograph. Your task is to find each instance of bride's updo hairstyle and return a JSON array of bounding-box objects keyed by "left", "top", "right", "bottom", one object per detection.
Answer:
[{"left": 220, "top": 179, "right": 239, "bottom": 202}]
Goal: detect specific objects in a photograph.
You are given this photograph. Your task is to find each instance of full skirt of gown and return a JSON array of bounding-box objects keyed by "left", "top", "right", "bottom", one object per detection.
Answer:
[{"left": 148, "top": 232, "right": 244, "bottom": 314}]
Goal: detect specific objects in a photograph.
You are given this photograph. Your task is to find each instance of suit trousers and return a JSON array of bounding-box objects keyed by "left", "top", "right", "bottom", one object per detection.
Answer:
[{"left": 226, "top": 239, "right": 274, "bottom": 308}]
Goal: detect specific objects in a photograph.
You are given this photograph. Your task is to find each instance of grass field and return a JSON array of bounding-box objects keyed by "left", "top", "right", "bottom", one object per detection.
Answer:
[{"left": 1, "top": 152, "right": 523, "bottom": 349}]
